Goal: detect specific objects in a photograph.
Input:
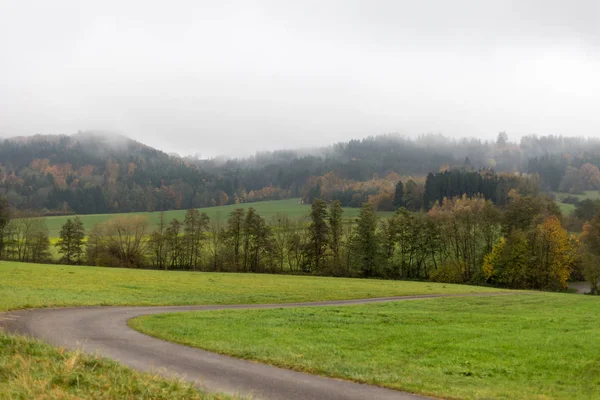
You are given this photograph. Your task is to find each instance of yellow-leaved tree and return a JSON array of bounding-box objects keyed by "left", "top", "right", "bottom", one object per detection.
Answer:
[
  {"left": 482, "top": 237, "right": 504, "bottom": 282},
  {"left": 531, "top": 216, "right": 573, "bottom": 289}
]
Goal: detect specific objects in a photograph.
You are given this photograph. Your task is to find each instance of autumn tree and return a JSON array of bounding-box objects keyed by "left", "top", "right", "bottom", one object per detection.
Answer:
[
  {"left": 480, "top": 200, "right": 502, "bottom": 254},
  {"left": 428, "top": 195, "right": 492, "bottom": 282},
  {"left": 529, "top": 216, "right": 572, "bottom": 289},
  {"left": 580, "top": 215, "right": 600, "bottom": 294},
  {"left": 502, "top": 193, "right": 561, "bottom": 236},
  {"left": 482, "top": 230, "right": 528, "bottom": 288},
  {"left": 86, "top": 216, "right": 149, "bottom": 268}
]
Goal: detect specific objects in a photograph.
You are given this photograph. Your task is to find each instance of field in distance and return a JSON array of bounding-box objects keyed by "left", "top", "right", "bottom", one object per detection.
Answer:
[
  {"left": 132, "top": 293, "right": 600, "bottom": 400},
  {"left": 553, "top": 190, "right": 600, "bottom": 214},
  {"left": 0, "top": 261, "right": 501, "bottom": 312},
  {"left": 42, "top": 199, "right": 394, "bottom": 237}
]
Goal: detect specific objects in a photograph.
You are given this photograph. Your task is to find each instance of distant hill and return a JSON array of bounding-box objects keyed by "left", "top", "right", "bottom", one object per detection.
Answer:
[
  {"left": 0, "top": 131, "right": 212, "bottom": 214},
  {"left": 1, "top": 131, "right": 600, "bottom": 214}
]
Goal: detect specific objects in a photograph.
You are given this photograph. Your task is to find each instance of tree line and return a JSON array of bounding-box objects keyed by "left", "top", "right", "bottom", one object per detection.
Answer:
[
  {"left": 2, "top": 192, "right": 599, "bottom": 292},
  {"left": 304, "top": 169, "right": 539, "bottom": 213}
]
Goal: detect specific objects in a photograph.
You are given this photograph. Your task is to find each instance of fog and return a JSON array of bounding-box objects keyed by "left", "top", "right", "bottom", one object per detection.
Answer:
[{"left": 0, "top": 0, "right": 599, "bottom": 157}]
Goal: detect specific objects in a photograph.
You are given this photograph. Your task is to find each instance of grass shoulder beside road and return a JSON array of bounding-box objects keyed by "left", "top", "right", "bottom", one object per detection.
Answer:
[
  {"left": 131, "top": 293, "right": 600, "bottom": 400},
  {"left": 0, "top": 261, "right": 502, "bottom": 312},
  {"left": 0, "top": 333, "right": 231, "bottom": 400}
]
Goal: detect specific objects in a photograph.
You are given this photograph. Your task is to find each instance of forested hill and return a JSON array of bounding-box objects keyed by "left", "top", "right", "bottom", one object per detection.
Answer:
[
  {"left": 2, "top": 132, "right": 600, "bottom": 215},
  {"left": 0, "top": 132, "right": 213, "bottom": 214}
]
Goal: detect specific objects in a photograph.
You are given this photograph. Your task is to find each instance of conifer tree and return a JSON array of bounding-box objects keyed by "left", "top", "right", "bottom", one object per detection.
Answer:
[
  {"left": 393, "top": 181, "right": 404, "bottom": 209},
  {"left": 56, "top": 216, "right": 85, "bottom": 265},
  {"left": 351, "top": 202, "right": 379, "bottom": 277},
  {"left": 328, "top": 200, "right": 343, "bottom": 266},
  {"left": 308, "top": 198, "right": 329, "bottom": 271}
]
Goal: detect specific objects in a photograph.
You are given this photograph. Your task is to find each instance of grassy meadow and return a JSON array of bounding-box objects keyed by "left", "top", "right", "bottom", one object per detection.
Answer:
[
  {"left": 0, "top": 261, "right": 501, "bottom": 312},
  {"left": 553, "top": 190, "right": 600, "bottom": 214},
  {"left": 43, "top": 199, "right": 394, "bottom": 237},
  {"left": 0, "top": 261, "right": 503, "bottom": 399},
  {"left": 131, "top": 293, "right": 600, "bottom": 400}
]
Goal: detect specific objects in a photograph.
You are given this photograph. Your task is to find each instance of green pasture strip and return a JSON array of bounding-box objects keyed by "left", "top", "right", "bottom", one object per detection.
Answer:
[
  {"left": 0, "top": 261, "right": 501, "bottom": 312},
  {"left": 41, "top": 199, "right": 393, "bottom": 237},
  {"left": 552, "top": 190, "right": 600, "bottom": 215}
]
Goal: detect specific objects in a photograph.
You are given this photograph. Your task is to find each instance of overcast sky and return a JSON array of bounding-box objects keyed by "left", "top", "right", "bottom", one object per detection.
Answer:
[{"left": 0, "top": 1, "right": 599, "bottom": 157}]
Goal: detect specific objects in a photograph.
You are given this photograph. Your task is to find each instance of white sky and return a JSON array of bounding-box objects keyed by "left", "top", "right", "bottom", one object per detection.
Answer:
[{"left": 0, "top": 0, "right": 599, "bottom": 157}]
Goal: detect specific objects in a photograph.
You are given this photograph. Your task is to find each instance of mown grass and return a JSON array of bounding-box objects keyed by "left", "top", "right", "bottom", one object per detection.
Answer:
[
  {"left": 0, "top": 261, "right": 501, "bottom": 312},
  {"left": 43, "top": 199, "right": 394, "bottom": 237},
  {"left": 0, "top": 261, "right": 502, "bottom": 399},
  {"left": 0, "top": 333, "right": 232, "bottom": 400},
  {"left": 131, "top": 293, "right": 600, "bottom": 400}
]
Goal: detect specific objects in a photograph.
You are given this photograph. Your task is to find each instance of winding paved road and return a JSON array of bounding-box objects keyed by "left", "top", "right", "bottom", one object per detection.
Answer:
[{"left": 1, "top": 292, "right": 516, "bottom": 400}]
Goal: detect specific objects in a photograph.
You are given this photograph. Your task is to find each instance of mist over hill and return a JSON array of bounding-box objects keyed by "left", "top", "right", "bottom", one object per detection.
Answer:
[{"left": 1, "top": 131, "right": 599, "bottom": 214}]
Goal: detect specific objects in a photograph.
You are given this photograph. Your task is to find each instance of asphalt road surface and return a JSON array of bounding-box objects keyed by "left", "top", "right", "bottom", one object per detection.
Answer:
[{"left": 1, "top": 292, "right": 516, "bottom": 400}]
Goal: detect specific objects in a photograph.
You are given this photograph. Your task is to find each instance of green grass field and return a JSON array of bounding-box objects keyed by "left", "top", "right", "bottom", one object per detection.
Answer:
[
  {"left": 0, "top": 261, "right": 501, "bottom": 399},
  {"left": 43, "top": 199, "right": 394, "bottom": 237},
  {"left": 553, "top": 190, "right": 600, "bottom": 215},
  {"left": 0, "top": 261, "right": 500, "bottom": 312},
  {"left": 131, "top": 293, "right": 600, "bottom": 400},
  {"left": 0, "top": 333, "right": 231, "bottom": 400}
]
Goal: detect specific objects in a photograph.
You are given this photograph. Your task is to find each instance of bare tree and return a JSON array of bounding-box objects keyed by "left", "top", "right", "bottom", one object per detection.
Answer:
[
  {"left": 209, "top": 213, "right": 224, "bottom": 271},
  {"left": 86, "top": 216, "right": 149, "bottom": 268},
  {"left": 3, "top": 211, "right": 50, "bottom": 263}
]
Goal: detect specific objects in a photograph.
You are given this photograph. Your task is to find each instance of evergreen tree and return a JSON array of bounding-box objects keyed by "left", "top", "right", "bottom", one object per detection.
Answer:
[
  {"left": 351, "top": 202, "right": 379, "bottom": 277},
  {"left": 308, "top": 199, "right": 329, "bottom": 272},
  {"left": 56, "top": 216, "right": 85, "bottom": 265},
  {"left": 328, "top": 200, "right": 344, "bottom": 267},
  {"left": 393, "top": 181, "right": 404, "bottom": 209},
  {"left": 245, "top": 210, "right": 272, "bottom": 272},
  {"left": 423, "top": 172, "right": 436, "bottom": 210}
]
